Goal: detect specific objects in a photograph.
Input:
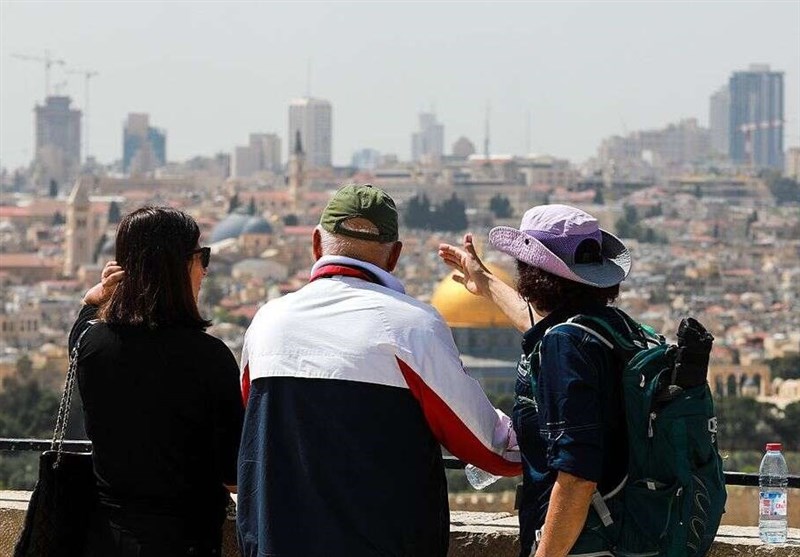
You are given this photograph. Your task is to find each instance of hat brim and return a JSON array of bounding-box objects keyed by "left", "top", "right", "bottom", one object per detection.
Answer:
[{"left": 488, "top": 226, "right": 631, "bottom": 288}]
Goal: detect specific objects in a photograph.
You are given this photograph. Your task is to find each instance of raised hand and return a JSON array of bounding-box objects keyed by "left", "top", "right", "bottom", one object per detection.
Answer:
[
  {"left": 83, "top": 260, "right": 125, "bottom": 306},
  {"left": 437, "top": 233, "right": 493, "bottom": 297}
]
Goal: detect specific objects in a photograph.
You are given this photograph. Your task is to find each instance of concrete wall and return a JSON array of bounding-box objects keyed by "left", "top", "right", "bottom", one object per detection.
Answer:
[
  {"left": 449, "top": 487, "right": 800, "bottom": 528},
  {"left": 2, "top": 492, "right": 799, "bottom": 557}
]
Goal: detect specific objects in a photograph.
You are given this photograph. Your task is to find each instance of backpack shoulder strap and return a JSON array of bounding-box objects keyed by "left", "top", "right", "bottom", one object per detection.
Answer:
[{"left": 545, "top": 320, "right": 615, "bottom": 350}]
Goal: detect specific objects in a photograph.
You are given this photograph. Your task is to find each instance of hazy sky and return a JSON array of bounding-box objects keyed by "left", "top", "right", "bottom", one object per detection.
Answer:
[{"left": 1, "top": 1, "right": 798, "bottom": 170}]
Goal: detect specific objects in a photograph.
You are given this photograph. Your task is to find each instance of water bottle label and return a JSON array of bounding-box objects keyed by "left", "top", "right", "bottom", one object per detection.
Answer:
[{"left": 759, "top": 491, "right": 787, "bottom": 517}]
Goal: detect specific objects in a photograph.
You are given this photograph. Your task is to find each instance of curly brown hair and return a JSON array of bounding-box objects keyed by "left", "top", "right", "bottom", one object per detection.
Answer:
[{"left": 516, "top": 261, "right": 620, "bottom": 314}]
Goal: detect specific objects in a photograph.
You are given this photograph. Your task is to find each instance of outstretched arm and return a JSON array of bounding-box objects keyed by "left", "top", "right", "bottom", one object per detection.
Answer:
[{"left": 438, "top": 233, "right": 533, "bottom": 332}]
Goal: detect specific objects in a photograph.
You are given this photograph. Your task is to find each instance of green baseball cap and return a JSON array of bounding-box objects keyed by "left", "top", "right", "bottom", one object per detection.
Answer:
[{"left": 320, "top": 184, "right": 399, "bottom": 243}]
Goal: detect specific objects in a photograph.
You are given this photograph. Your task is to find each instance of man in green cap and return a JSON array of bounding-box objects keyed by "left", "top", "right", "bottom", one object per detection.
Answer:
[{"left": 238, "top": 184, "right": 521, "bottom": 557}]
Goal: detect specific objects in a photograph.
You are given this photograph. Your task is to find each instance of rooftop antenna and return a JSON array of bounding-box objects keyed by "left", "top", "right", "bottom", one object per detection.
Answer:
[
  {"left": 11, "top": 49, "right": 66, "bottom": 98},
  {"left": 484, "top": 101, "right": 491, "bottom": 160},
  {"left": 306, "top": 58, "right": 312, "bottom": 97},
  {"left": 67, "top": 67, "right": 100, "bottom": 162},
  {"left": 526, "top": 109, "right": 531, "bottom": 155}
]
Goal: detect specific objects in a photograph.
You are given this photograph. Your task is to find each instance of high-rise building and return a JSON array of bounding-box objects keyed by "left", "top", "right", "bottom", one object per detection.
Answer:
[
  {"left": 123, "top": 113, "right": 167, "bottom": 174},
  {"left": 598, "top": 119, "right": 710, "bottom": 170},
  {"left": 351, "top": 148, "right": 381, "bottom": 170},
  {"left": 251, "top": 133, "right": 282, "bottom": 172},
  {"left": 34, "top": 96, "right": 82, "bottom": 185},
  {"left": 288, "top": 98, "right": 332, "bottom": 168},
  {"left": 411, "top": 112, "right": 444, "bottom": 163},
  {"left": 785, "top": 147, "right": 800, "bottom": 181},
  {"left": 728, "top": 64, "right": 784, "bottom": 169},
  {"left": 232, "top": 133, "right": 282, "bottom": 178},
  {"left": 709, "top": 86, "right": 730, "bottom": 157}
]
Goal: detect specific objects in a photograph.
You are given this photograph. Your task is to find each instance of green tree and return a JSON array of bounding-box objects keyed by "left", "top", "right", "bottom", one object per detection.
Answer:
[
  {"left": 0, "top": 358, "right": 62, "bottom": 489},
  {"left": 436, "top": 193, "right": 468, "bottom": 232},
  {"left": 765, "top": 173, "right": 800, "bottom": 205},
  {"left": 228, "top": 192, "right": 240, "bottom": 213},
  {"left": 489, "top": 193, "right": 513, "bottom": 218},
  {"left": 404, "top": 194, "right": 432, "bottom": 230},
  {"left": 768, "top": 353, "right": 800, "bottom": 380},
  {"left": 48, "top": 179, "right": 58, "bottom": 198},
  {"left": 715, "top": 397, "right": 780, "bottom": 451},
  {"left": 248, "top": 197, "right": 257, "bottom": 215},
  {"left": 593, "top": 187, "right": 605, "bottom": 205},
  {"left": 107, "top": 200, "right": 122, "bottom": 224},
  {"left": 773, "top": 401, "right": 800, "bottom": 451},
  {"left": 283, "top": 214, "right": 299, "bottom": 226},
  {"left": 200, "top": 275, "right": 225, "bottom": 309}
]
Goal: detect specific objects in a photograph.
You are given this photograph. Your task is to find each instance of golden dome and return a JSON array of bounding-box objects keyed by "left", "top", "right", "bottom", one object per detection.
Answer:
[{"left": 431, "top": 264, "right": 516, "bottom": 329}]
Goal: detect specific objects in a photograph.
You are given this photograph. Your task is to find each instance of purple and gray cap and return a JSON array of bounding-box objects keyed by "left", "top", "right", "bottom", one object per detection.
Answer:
[{"left": 488, "top": 204, "right": 631, "bottom": 288}]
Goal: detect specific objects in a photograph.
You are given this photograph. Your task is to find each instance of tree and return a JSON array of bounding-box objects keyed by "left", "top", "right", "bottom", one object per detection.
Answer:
[
  {"left": 773, "top": 401, "right": 800, "bottom": 452},
  {"left": 715, "top": 397, "right": 780, "bottom": 451},
  {"left": 248, "top": 197, "right": 257, "bottom": 216},
  {"left": 489, "top": 194, "right": 513, "bottom": 218},
  {"left": 283, "top": 214, "right": 299, "bottom": 226},
  {"left": 48, "top": 179, "right": 58, "bottom": 198},
  {"left": 766, "top": 174, "right": 800, "bottom": 205},
  {"left": 593, "top": 188, "right": 605, "bottom": 205},
  {"left": 436, "top": 193, "right": 468, "bottom": 232},
  {"left": 228, "top": 192, "right": 240, "bottom": 213},
  {"left": 768, "top": 353, "right": 800, "bottom": 380},
  {"left": 200, "top": 275, "right": 225, "bottom": 309},
  {"left": 0, "top": 359, "right": 63, "bottom": 489},
  {"left": 107, "top": 200, "right": 122, "bottom": 224},
  {"left": 404, "top": 194, "right": 432, "bottom": 230},
  {"left": 52, "top": 211, "right": 65, "bottom": 225}
]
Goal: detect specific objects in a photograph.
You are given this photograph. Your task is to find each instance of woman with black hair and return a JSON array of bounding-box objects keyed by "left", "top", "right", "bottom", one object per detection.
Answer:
[{"left": 70, "top": 206, "right": 243, "bottom": 557}]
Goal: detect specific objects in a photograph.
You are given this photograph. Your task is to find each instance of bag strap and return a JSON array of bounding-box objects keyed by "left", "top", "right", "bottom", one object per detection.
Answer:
[{"left": 51, "top": 322, "right": 94, "bottom": 467}]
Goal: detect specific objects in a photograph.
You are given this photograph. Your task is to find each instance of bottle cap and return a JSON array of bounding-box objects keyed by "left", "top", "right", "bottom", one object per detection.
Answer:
[{"left": 766, "top": 443, "right": 782, "bottom": 451}]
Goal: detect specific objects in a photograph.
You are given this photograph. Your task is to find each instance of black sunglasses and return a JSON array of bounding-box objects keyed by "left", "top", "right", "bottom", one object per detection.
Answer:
[{"left": 188, "top": 247, "right": 211, "bottom": 269}]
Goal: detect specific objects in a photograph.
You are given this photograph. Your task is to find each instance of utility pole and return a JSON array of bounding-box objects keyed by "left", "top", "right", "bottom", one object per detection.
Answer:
[
  {"left": 11, "top": 50, "right": 66, "bottom": 98},
  {"left": 67, "top": 68, "right": 99, "bottom": 162}
]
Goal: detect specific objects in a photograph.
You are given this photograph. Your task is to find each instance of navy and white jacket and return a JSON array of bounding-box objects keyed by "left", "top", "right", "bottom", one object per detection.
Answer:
[{"left": 237, "top": 256, "right": 520, "bottom": 557}]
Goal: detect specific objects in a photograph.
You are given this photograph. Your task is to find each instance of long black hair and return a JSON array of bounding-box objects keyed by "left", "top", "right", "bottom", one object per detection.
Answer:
[{"left": 99, "top": 206, "right": 211, "bottom": 329}]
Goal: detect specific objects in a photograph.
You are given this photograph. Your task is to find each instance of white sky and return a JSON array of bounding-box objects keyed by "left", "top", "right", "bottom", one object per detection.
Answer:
[{"left": 1, "top": 1, "right": 798, "bottom": 170}]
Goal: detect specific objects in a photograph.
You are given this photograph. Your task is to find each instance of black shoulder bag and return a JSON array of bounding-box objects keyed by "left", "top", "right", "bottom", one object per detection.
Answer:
[{"left": 14, "top": 325, "right": 96, "bottom": 557}]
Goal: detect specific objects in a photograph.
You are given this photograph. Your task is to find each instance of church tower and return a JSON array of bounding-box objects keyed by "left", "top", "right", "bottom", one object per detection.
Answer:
[
  {"left": 63, "top": 175, "right": 95, "bottom": 277},
  {"left": 288, "top": 130, "right": 305, "bottom": 215}
]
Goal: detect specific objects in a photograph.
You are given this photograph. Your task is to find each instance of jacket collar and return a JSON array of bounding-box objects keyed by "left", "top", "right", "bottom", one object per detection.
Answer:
[{"left": 310, "top": 255, "right": 406, "bottom": 294}]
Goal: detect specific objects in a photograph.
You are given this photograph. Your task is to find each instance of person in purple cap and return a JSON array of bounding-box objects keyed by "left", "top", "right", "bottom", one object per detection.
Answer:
[{"left": 439, "top": 204, "right": 633, "bottom": 557}]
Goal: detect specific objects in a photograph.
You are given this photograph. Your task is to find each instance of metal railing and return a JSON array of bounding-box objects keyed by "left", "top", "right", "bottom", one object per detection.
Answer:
[{"left": 2, "top": 437, "right": 799, "bottom": 489}]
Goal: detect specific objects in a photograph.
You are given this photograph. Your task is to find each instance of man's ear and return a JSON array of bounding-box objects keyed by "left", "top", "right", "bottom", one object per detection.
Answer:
[
  {"left": 385, "top": 241, "right": 403, "bottom": 272},
  {"left": 312, "top": 228, "right": 323, "bottom": 261}
]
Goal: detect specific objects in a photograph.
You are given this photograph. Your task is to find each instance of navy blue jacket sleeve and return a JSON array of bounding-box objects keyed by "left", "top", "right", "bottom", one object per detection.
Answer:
[{"left": 536, "top": 330, "right": 603, "bottom": 483}]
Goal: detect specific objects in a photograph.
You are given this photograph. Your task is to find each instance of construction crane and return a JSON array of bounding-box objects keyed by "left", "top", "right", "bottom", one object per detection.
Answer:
[
  {"left": 67, "top": 68, "right": 99, "bottom": 162},
  {"left": 11, "top": 50, "right": 66, "bottom": 98}
]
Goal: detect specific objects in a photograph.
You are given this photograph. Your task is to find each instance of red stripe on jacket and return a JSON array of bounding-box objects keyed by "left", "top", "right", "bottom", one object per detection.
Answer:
[
  {"left": 241, "top": 363, "right": 250, "bottom": 406},
  {"left": 396, "top": 356, "right": 521, "bottom": 477}
]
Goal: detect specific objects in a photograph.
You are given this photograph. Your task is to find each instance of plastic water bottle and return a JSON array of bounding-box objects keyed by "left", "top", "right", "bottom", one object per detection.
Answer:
[
  {"left": 465, "top": 464, "right": 500, "bottom": 490},
  {"left": 759, "top": 442, "right": 788, "bottom": 544}
]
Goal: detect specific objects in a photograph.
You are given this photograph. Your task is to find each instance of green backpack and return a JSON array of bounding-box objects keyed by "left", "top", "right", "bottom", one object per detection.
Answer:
[{"left": 531, "top": 311, "right": 727, "bottom": 557}]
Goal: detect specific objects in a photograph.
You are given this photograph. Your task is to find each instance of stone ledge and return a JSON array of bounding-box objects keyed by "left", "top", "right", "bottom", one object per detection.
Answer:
[{"left": 2, "top": 492, "right": 799, "bottom": 556}]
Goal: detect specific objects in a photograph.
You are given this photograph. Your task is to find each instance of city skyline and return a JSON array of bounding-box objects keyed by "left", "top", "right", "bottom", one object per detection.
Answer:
[{"left": 1, "top": 2, "right": 798, "bottom": 170}]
